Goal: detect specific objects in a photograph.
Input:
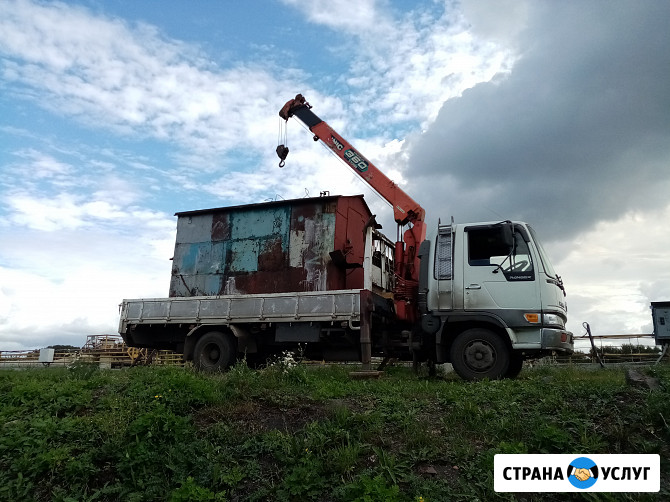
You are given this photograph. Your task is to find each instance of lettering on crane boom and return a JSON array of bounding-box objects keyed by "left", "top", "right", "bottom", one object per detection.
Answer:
[{"left": 331, "top": 135, "right": 369, "bottom": 172}]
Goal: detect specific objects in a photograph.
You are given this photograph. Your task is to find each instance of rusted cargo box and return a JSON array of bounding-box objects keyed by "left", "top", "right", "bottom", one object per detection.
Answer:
[{"left": 169, "top": 195, "right": 375, "bottom": 297}]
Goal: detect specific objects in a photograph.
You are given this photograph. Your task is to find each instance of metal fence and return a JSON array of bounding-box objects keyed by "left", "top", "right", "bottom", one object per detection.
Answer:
[
  {"left": 1, "top": 332, "right": 667, "bottom": 371},
  {"left": 0, "top": 334, "right": 183, "bottom": 369},
  {"left": 556, "top": 332, "right": 667, "bottom": 365}
]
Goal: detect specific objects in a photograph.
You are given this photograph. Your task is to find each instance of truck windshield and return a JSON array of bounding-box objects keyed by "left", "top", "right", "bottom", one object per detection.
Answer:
[{"left": 527, "top": 225, "right": 557, "bottom": 278}]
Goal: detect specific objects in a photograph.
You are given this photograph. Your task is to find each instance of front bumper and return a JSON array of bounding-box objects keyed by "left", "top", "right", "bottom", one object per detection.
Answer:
[{"left": 541, "top": 328, "right": 574, "bottom": 354}]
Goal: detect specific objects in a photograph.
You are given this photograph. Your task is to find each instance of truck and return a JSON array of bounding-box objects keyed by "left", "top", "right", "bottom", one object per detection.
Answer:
[{"left": 118, "top": 94, "right": 574, "bottom": 380}]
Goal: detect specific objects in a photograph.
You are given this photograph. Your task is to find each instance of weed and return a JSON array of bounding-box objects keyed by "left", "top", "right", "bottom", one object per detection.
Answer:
[
  {"left": 371, "top": 446, "right": 412, "bottom": 485},
  {"left": 264, "top": 348, "right": 310, "bottom": 385},
  {"left": 0, "top": 364, "right": 668, "bottom": 500},
  {"left": 328, "top": 443, "right": 363, "bottom": 476},
  {"left": 277, "top": 456, "right": 327, "bottom": 500},
  {"left": 67, "top": 359, "right": 100, "bottom": 380},
  {"left": 337, "top": 474, "right": 401, "bottom": 502},
  {"left": 170, "top": 476, "right": 226, "bottom": 501}
]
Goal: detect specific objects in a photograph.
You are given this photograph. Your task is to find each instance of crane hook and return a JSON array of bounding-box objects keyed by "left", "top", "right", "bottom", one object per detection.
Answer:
[{"left": 276, "top": 144, "right": 289, "bottom": 168}]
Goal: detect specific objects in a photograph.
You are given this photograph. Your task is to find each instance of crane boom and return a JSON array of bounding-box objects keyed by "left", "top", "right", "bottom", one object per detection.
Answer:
[
  {"left": 278, "top": 94, "right": 426, "bottom": 320},
  {"left": 279, "top": 95, "right": 425, "bottom": 228}
]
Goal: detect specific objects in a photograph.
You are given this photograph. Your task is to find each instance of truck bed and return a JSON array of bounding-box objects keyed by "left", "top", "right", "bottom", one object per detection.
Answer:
[{"left": 119, "top": 289, "right": 364, "bottom": 331}]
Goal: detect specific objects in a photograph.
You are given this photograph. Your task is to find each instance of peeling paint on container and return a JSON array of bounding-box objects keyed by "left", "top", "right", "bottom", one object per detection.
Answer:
[{"left": 169, "top": 195, "right": 373, "bottom": 297}]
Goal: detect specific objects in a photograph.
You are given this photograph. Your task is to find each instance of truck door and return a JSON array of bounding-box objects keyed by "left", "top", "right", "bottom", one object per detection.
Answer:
[{"left": 462, "top": 224, "right": 541, "bottom": 312}]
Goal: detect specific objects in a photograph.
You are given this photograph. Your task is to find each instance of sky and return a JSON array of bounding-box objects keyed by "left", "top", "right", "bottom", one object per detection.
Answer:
[{"left": 1, "top": 0, "right": 669, "bottom": 352}]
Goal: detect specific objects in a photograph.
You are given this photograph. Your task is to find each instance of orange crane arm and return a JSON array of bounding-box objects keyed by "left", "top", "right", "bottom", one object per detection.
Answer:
[
  {"left": 278, "top": 94, "right": 426, "bottom": 297},
  {"left": 279, "top": 94, "right": 425, "bottom": 228}
]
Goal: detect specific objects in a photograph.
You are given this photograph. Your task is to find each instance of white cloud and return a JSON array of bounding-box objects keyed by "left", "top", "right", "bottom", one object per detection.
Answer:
[
  {"left": 280, "top": 0, "right": 513, "bottom": 131},
  {"left": 280, "top": 0, "right": 383, "bottom": 33},
  {"left": 0, "top": 0, "right": 294, "bottom": 164},
  {"left": 6, "top": 192, "right": 89, "bottom": 231},
  {"left": 0, "top": 211, "right": 176, "bottom": 350},
  {"left": 0, "top": 0, "right": 511, "bottom": 201},
  {"left": 14, "top": 149, "right": 73, "bottom": 180},
  {"left": 556, "top": 204, "right": 670, "bottom": 337}
]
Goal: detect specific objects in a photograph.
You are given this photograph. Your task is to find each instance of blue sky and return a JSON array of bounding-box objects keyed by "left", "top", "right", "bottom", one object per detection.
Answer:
[{"left": 1, "top": 0, "right": 669, "bottom": 351}]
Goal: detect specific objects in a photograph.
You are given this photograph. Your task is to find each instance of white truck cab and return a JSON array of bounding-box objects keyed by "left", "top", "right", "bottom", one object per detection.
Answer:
[{"left": 420, "top": 220, "right": 573, "bottom": 379}]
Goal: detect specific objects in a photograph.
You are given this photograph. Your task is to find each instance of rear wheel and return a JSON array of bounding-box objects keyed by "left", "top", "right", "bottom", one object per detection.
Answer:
[
  {"left": 450, "top": 328, "right": 510, "bottom": 380},
  {"left": 193, "top": 331, "right": 237, "bottom": 371}
]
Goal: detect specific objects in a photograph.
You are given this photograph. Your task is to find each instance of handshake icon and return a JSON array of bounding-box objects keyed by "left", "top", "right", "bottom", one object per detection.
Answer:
[
  {"left": 567, "top": 461, "right": 599, "bottom": 487},
  {"left": 573, "top": 468, "right": 592, "bottom": 481}
]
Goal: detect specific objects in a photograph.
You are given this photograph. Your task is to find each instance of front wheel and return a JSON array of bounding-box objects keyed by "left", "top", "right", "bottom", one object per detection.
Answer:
[
  {"left": 450, "top": 328, "right": 510, "bottom": 381},
  {"left": 193, "top": 331, "right": 237, "bottom": 371}
]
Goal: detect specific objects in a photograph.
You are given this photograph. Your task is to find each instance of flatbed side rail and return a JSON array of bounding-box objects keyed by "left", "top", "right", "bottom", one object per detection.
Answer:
[{"left": 119, "top": 289, "right": 363, "bottom": 330}]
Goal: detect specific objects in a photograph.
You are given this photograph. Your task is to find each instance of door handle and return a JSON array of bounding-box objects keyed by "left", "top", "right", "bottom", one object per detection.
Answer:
[{"left": 465, "top": 284, "right": 481, "bottom": 290}]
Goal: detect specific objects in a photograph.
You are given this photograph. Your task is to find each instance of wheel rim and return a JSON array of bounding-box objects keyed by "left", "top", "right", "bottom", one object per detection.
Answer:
[
  {"left": 203, "top": 342, "right": 221, "bottom": 365},
  {"left": 462, "top": 339, "right": 497, "bottom": 372}
]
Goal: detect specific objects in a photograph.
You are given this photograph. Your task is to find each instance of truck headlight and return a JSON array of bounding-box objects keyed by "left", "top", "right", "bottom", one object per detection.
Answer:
[{"left": 542, "top": 313, "right": 565, "bottom": 329}]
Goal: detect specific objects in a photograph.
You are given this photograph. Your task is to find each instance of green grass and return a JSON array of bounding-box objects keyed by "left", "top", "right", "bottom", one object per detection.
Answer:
[{"left": 0, "top": 362, "right": 668, "bottom": 501}]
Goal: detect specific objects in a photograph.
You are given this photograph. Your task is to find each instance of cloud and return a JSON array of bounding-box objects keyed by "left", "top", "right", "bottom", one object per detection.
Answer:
[
  {"left": 280, "top": 0, "right": 382, "bottom": 32},
  {"left": 557, "top": 205, "right": 670, "bottom": 337},
  {"left": 0, "top": 145, "right": 151, "bottom": 231},
  {"left": 0, "top": 207, "right": 176, "bottom": 350},
  {"left": 406, "top": 1, "right": 670, "bottom": 239},
  {"left": 0, "top": 130, "right": 177, "bottom": 350},
  {"left": 461, "top": 0, "right": 529, "bottom": 42},
  {"left": 15, "top": 149, "right": 74, "bottom": 180},
  {"left": 280, "top": 0, "right": 513, "bottom": 131},
  {"left": 0, "top": 0, "right": 298, "bottom": 165},
  {"left": 0, "top": 0, "right": 511, "bottom": 198}
]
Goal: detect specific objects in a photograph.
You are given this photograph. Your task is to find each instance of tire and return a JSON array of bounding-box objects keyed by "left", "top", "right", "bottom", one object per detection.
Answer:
[
  {"left": 505, "top": 353, "right": 524, "bottom": 379},
  {"left": 193, "top": 331, "right": 237, "bottom": 372},
  {"left": 450, "top": 328, "right": 510, "bottom": 381}
]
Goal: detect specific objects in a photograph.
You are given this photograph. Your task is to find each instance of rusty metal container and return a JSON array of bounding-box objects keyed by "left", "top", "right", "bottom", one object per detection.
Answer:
[{"left": 169, "top": 195, "right": 373, "bottom": 297}]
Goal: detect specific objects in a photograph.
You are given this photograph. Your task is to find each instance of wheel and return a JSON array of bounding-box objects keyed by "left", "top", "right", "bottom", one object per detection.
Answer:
[
  {"left": 450, "top": 328, "right": 510, "bottom": 380},
  {"left": 505, "top": 353, "right": 524, "bottom": 378},
  {"left": 193, "top": 331, "right": 237, "bottom": 371}
]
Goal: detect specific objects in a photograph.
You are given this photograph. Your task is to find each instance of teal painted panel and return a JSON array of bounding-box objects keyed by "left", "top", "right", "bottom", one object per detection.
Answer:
[
  {"left": 230, "top": 206, "right": 290, "bottom": 249},
  {"left": 229, "top": 239, "right": 258, "bottom": 272},
  {"left": 174, "top": 243, "right": 198, "bottom": 275}
]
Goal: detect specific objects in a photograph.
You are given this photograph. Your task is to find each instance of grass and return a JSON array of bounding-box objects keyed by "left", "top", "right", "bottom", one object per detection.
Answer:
[{"left": 0, "top": 361, "right": 668, "bottom": 501}]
